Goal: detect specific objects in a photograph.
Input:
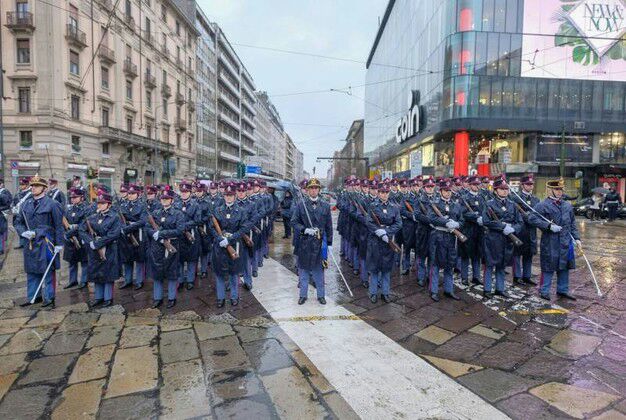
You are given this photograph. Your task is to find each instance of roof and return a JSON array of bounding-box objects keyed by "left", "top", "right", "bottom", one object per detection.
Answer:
[{"left": 366, "top": 0, "right": 396, "bottom": 69}]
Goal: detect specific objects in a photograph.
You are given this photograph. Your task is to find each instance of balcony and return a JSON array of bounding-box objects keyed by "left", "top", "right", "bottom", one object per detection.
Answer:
[
  {"left": 98, "top": 45, "right": 115, "bottom": 64},
  {"left": 161, "top": 84, "right": 171, "bottom": 97},
  {"left": 219, "top": 150, "right": 240, "bottom": 163},
  {"left": 161, "top": 43, "right": 169, "bottom": 56},
  {"left": 144, "top": 72, "right": 156, "bottom": 88},
  {"left": 219, "top": 130, "right": 239, "bottom": 147},
  {"left": 219, "top": 91, "right": 240, "bottom": 114},
  {"left": 242, "top": 112, "right": 256, "bottom": 127},
  {"left": 187, "top": 63, "right": 193, "bottom": 74},
  {"left": 124, "top": 14, "right": 135, "bottom": 30},
  {"left": 242, "top": 129, "right": 255, "bottom": 141},
  {"left": 176, "top": 117, "right": 187, "bottom": 131},
  {"left": 175, "top": 92, "right": 185, "bottom": 105},
  {"left": 218, "top": 72, "right": 240, "bottom": 98},
  {"left": 99, "top": 126, "right": 171, "bottom": 154},
  {"left": 99, "top": 0, "right": 113, "bottom": 11},
  {"left": 218, "top": 112, "right": 239, "bottom": 130},
  {"left": 5, "top": 11, "right": 34, "bottom": 32},
  {"left": 143, "top": 30, "right": 153, "bottom": 45},
  {"left": 65, "top": 24, "right": 87, "bottom": 49},
  {"left": 188, "top": 101, "right": 195, "bottom": 112},
  {"left": 218, "top": 54, "right": 239, "bottom": 77},
  {"left": 176, "top": 58, "right": 184, "bottom": 69},
  {"left": 242, "top": 143, "right": 255, "bottom": 154},
  {"left": 242, "top": 99, "right": 257, "bottom": 115},
  {"left": 123, "top": 59, "right": 137, "bottom": 78}
]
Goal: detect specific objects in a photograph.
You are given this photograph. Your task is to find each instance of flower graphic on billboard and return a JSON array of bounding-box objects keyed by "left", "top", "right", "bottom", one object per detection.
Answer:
[{"left": 555, "top": 0, "right": 626, "bottom": 65}]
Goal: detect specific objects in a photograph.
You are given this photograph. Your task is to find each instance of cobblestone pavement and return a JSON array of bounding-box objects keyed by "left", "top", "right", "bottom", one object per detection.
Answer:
[{"left": 0, "top": 218, "right": 623, "bottom": 419}]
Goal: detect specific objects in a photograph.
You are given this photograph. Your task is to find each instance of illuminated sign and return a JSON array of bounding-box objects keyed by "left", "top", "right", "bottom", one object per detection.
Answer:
[{"left": 395, "top": 90, "right": 422, "bottom": 143}]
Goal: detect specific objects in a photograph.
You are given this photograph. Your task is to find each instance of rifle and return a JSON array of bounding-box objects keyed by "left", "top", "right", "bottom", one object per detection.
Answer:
[
  {"left": 212, "top": 216, "right": 238, "bottom": 260},
  {"left": 430, "top": 202, "right": 468, "bottom": 242},
  {"left": 487, "top": 206, "right": 523, "bottom": 247},
  {"left": 242, "top": 232, "right": 254, "bottom": 249},
  {"left": 183, "top": 229, "right": 195, "bottom": 243},
  {"left": 356, "top": 201, "right": 401, "bottom": 253},
  {"left": 62, "top": 216, "right": 81, "bottom": 249},
  {"left": 86, "top": 219, "right": 107, "bottom": 261},
  {"left": 119, "top": 213, "right": 140, "bottom": 247},
  {"left": 147, "top": 214, "right": 177, "bottom": 254}
]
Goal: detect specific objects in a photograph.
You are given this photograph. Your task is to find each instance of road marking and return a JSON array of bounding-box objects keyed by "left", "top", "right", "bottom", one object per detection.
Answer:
[{"left": 253, "top": 259, "right": 509, "bottom": 420}]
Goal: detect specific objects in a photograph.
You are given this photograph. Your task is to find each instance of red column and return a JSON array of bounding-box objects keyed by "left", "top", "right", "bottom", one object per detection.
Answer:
[{"left": 454, "top": 131, "right": 469, "bottom": 176}]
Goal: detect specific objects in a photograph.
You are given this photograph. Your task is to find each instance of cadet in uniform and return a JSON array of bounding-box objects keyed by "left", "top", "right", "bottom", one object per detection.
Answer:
[
  {"left": 280, "top": 191, "right": 293, "bottom": 239},
  {"left": 15, "top": 175, "right": 64, "bottom": 307},
  {"left": 482, "top": 177, "right": 523, "bottom": 299},
  {"left": 399, "top": 179, "right": 416, "bottom": 275},
  {"left": 428, "top": 179, "right": 464, "bottom": 302},
  {"left": 0, "top": 179, "right": 13, "bottom": 255},
  {"left": 511, "top": 175, "right": 539, "bottom": 285},
  {"left": 414, "top": 176, "right": 436, "bottom": 286},
  {"left": 63, "top": 187, "right": 90, "bottom": 289},
  {"left": 528, "top": 178, "right": 581, "bottom": 301},
  {"left": 47, "top": 178, "right": 67, "bottom": 208},
  {"left": 12, "top": 177, "right": 32, "bottom": 249},
  {"left": 81, "top": 192, "right": 120, "bottom": 307},
  {"left": 119, "top": 184, "right": 147, "bottom": 290},
  {"left": 458, "top": 176, "right": 486, "bottom": 286},
  {"left": 293, "top": 178, "right": 333, "bottom": 305},
  {"left": 194, "top": 182, "right": 212, "bottom": 278},
  {"left": 236, "top": 182, "right": 256, "bottom": 290},
  {"left": 176, "top": 182, "right": 201, "bottom": 290}
]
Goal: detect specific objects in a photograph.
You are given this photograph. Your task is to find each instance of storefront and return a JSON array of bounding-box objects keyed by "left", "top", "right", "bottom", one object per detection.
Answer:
[
  {"left": 66, "top": 163, "right": 88, "bottom": 191},
  {"left": 10, "top": 161, "right": 40, "bottom": 190}
]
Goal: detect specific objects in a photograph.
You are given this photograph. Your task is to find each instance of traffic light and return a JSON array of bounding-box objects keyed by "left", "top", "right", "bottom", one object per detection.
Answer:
[{"left": 237, "top": 162, "right": 246, "bottom": 179}]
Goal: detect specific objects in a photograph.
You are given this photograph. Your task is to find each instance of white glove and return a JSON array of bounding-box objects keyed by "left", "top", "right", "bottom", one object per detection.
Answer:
[
  {"left": 445, "top": 220, "right": 460, "bottom": 230},
  {"left": 326, "top": 245, "right": 332, "bottom": 253},
  {"left": 219, "top": 237, "right": 229, "bottom": 248},
  {"left": 121, "top": 228, "right": 126, "bottom": 235},
  {"left": 575, "top": 240, "right": 582, "bottom": 248},
  {"left": 21, "top": 230, "right": 36, "bottom": 240},
  {"left": 304, "top": 228, "right": 317, "bottom": 236},
  {"left": 503, "top": 225, "right": 515, "bottom": 235},
  {"left": 54, "top": 246, "right": 63, "bottom": 253},
  {"left": 375, "top": 228, "right": 386, "bottom": 237},
  {"left": 550, "top": 224, "right": 562, "bottom": 233},
  {"left": 152, "top": 231, "right": 160, "bottom": 241},
  {"left": 476, "top": 216, "right": 483, "bottom": 226},
  {"left": 69, "top": 224, "right": 78, "bottom": 230},
  {"left": 381, "top": 235, "right": 389, "bottom": 243},
  {"left": 89, "top": 241, "right": 96, "bottom": 250}
]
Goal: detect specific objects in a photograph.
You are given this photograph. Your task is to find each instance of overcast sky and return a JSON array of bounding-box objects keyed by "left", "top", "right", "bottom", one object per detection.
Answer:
[{"left": 197, "top": 0, "right": 388, "bottom": 177}]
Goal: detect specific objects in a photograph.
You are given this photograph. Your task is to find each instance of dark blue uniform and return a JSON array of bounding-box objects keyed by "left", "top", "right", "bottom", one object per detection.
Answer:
[
  {"left": 399, "top": 192, "right": 417, "bottom": 273},
  {"left": 0, "top": 187, "right": 13, "bottom": 254},
  {"left": 458, "top": 191, "right": 487, "bottom": 284},
  {"left": 176, "top": 198, "right": 202, "bottom": 285},
  {"left": 413, "top": 193, "right": 436, "bottom": 285},
  {"left": 48, "top": 187, "right": 67, "bottom": 209},
  {"left": 236, "top": 197, "right": 256, "bottom": 289},
  {"left": 63, "top": 201, "right": 91, "bottom": 287},
  {"left": 119, "top": 199, "right": 147, "bottom": 287},
  {"left": 280, "top": 194, "right": 293, "bottom": 238},
  {"left": 511, "top": 191, "right": 540, "bottom": 282},
  {"left": 350, "top": 194, "right": 374, "bottom": 285},
  {"left": 365, "top": 200, "right": 401, "bottom": 297},
  {"left": 195, "top": 194, "right": 213, "bottom": 276}
]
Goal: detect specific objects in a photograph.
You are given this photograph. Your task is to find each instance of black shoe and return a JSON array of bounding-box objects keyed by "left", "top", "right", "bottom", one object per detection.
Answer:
[
  {"left": 369, "top": 294, "right": 377, "bottom": 304},
  {"left": 264, "top": 255, "right": 269, "bottom": 259},
  {"left": 134, "top": 283, "right": 144, "bottom": 291},
  {"left": 252, "top": 271, "right": 258, "bottom": 278},
  {"left": 318, "top": 297, "right": 326, "bottom": 305},
  {"left": 495, "top": 290, "right": 511, "bottom": 299},
  {"left": 539, "top": 293, "right": 551, "bottom": 301},
  {"left": 119, "top": 283, "right": 132, "bottom": 290},
  {"left": 88, "top": 299, "right": 104, "bottom": 308},
  {"left": 401, "top": 269, "right": 409, "bottom": 275},
  {"left": 152, "top": 300, "right": 163, "bottom": 308},
  {"left": 353, "top": 269, "right": 359, "bottom": 276},
  {"left": 64, "top": 282, "right": 78, "bottom": 290},
  {"left": 217, "top": 299, "right": 226, "bottom": 308},
  {"left": 513, "top": 277, "right": 523, "bottom": 285},
  {"left": 41, "top": 299, "right": 55, "bottom": 308},
  {"left": 444, "top": 291, "right": 461, "bottom": 301},
  {"left": 177, "top": 283, "right": 184, "bottom": 291},
  {"left": 19, "top": 301, "right": 32, "bottom": 307},
  {"left": 167, "top": 299, "right": 176, "bottom": 308},
  {"left": 185, "top": 283, "right": 194, "bottom": 291},
  {"left": 14, "top": 245, "right": 23, "bottom": 250},
  {"left": 430, "top": 293, "right": 440, "bottom": 302},
  {"left": 282, "top": 236, "right": 288, "bottom": 239},
  {"left": 483, "top": 291, "right": 494, "bottom": 299},
  {"left": 472, "top": 278, "right": 481, "bottom": 285},
  {"left": 101, "top": 300, "right": 113, "bottom": 308},
  {"left": 362, "top": 281, "right": 369, "bottom": 289},
  {"left": 453, "top": 268, "right": 461, "bottom": 275},
  {"left": 298, "top": 297, "right": 307, "bottom": 305},
  {"left": 231, "top": 298, "right": 239, "bottom": 306},
  {"left": 381, "top": 295, "right": 390, "bottom": 303},
  {"left": 243, "top": 283, "right": 251, "bottom": 291},
  {"left": 200, "top": 272, "right": 207, "bottom": 278},
  {"left": 417, "top": 279, "right": 425, "bottom": 287},
  {"left": 77, "top": 283, "right": 88, "bottom": 290},
  {"left": 461, "top": 279, "right": 469, "bottom": 286},
  {"left": 258, "top": 261, "right": 264, "bottom": 267},
  {"left": 523, "top": 277, "right": 537, "bottom": 286},
  {"left": 557, "top": 292, "right": 577, "bottom": 301}
]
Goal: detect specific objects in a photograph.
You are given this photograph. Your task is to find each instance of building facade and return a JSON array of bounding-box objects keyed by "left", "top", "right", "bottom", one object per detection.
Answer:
[
  {"left": 1, "top": 0, "right": 198, "bottom": 191},
  {"left": 330, "top": 119, "right": 365, "bottom": 189},
  {"left": 364, "top": 0, "right": 626, "bottom": 198},
  {"left": 252, "top": 91, "right": 286, "bottom": 178}
]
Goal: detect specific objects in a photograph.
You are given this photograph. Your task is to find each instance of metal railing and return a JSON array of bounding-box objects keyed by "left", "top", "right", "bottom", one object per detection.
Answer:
[
  {"left": 144, "top": 72, "right": 156, "bottom": 88},
  {"left": 99, "top": 126, "right": 171, "bottom": 153},
  {"left": 123, "top": 59, "right": 137, "bottom": 77},
  {"left": 6, "top": 11, "right": 34, "bottom": 29},
  {"left": 98, "top": 45, "right": 115, "bottom": 63},
  {"left": 66, "top": 24, "right": 87, "bottom": 47},
  {"left": 161, "top": 84, "right": 171, "bottom": 97}
]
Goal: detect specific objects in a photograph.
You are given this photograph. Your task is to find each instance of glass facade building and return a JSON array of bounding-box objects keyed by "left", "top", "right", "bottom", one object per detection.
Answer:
[{"left": 364, "top": 0, "right": 626, "bottom": 198}]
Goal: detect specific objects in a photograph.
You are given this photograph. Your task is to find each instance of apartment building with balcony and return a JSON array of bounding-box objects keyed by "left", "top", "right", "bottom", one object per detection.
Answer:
[
  {"left": 252, "top": 91, "right": 286, "bottom": 178},
  {"left": 1, "top": 0, "right": 198, "bottom": 191}
]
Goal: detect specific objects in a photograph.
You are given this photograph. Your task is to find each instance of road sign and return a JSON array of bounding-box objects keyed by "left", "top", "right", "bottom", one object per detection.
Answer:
[
  {"left": 11, "top": 169, "right": 18, "bottom": 177},
  {"left": 246, "top": 165, "right": 261, "bottom": 175},
  {"left": 10, "top": 161, "right": 18, "bottom": 169}
]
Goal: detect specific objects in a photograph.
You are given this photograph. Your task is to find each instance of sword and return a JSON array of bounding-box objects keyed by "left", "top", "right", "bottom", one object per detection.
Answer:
[
  {"left": 329, "top": 246, "right": 354, "bottom": 297},
  {"left": 30, "top": 248, "right": 60, "bottom": 304},
  {"left": 511, "top": 189, "right": 602, "bottom": 297}
]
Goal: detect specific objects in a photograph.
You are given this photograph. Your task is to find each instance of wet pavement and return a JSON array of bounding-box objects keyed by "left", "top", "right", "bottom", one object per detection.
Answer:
[{"left": 0, "top": 216, "right": 623, "bottom": 419}]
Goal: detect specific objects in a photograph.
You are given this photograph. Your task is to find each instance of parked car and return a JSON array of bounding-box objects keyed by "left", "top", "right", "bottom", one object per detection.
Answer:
[{"left": 574, "top": 197, "right": 626, "bottom": 219}]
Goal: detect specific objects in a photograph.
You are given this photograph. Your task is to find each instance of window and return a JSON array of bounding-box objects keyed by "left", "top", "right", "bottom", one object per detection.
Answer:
[
  {"left": 71, "top": 135, "right": 81, "bottom": 153},
  {"left": 101, "top": 66, "right": 109, "bottom": 89},
  {"left": 125, "top": 0, "right": 131, "bottom": 17},
  {"left": 146, "top": 90, "right": 152, "bottom": 109},
  {"left": 176, "top": 133, "right": 181, "bottom": 148},
  {"left": 162, "top": 69, "right": 167, "bottom": 85},
  {"left": 18, "top": 87, "right": 30, "bottom": 113},
  {"left": 19, "top": 131, "right": 33, "bottom": 150},
  {"left": 101, "top": 107, "right": 109, "bottom": 126},
  {"left": 176, "top": 46, "right": 180, "bottom": 61},
  {"left": 16, "top": 39, "right": 30, "bottom": 64},
  {"left": 161, "top": 4, "right": 167, "bottom": 22},
  {"left": 127, "top": 147, "right": 133, "bottom": 162},
  {"left": 16, "top": 1, "right": 29, "bottom": 15},
  {"left": 162, "top": 127, "right": 169, "bottom": 142},
  {"left": 494, "top": 0, "right": 506, "bottom": 32},
  {"left": 188, "top": 136, "right": 192, "bottom": 151},
  {"left": 126, "top": 80, "right": 133, "bottom": 100},
  {"left": 70, "top": 50, "right": 79, "bottom": 75},
  {"left": 162, "top": 98, "right": 168, "bottom": 116},
  {"left": 69, "top": 4, "right": 78, "bottom": 28},
  {"left": 71, "top": 95, "right": 80, "bottom": 119},
  {"left": 126, "top": 116, "right": 133, "bottom": 133},
  {"left": 176, "top": 20, "right": 180, "bottom": 36},
  {"left": 125, "top": 43, "right": 132, "bottom": 61},
  {"left": 145, "top": 17, "right": 151, "bottom": 34},
  {"left": 102, "top": 142, "right": 110, "bottom": 156},
  {"left": 146, "top": 123, "right": 153, "bottom": 139}
]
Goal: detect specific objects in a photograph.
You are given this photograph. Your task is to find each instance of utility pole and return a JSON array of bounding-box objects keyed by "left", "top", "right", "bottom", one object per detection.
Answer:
[
  {"left": 560, "top": 122, "right": 566, "bottom": 178},
  {"left": 0, "top": 0, "right": 5, "bottom": 180}
]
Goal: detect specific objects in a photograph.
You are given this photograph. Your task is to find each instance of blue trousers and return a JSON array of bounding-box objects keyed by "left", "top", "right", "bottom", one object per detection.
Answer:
[
  {"left": 154, "top": 279, "right": 178, "bottom": 301},
  {"left": 352, "top": 246, "right": 359, "bottom": 269},
  {"left": 240, "top": 251, "right": 253, "bottom": 287},
  {"left": 369, "top": 270, "right": 391, "bottom": 296},
  {"left": 484, "top": 265, "right": 505, "bottom": 292},
  {"left": 299, "top": 266, "right": 324, "bottom": 298},
  {"left": 94, "top": 283, "right": 113, "bottom": 300},
  {"left": 416, "top": 256, "right": 428, "bottom": 282},
  {"left": 461, "top": 256, "right": 481, "bottom": 282},
  {"left": 123, "top": 262, "right": 146, "bottom": 286},
  {"left": 359, "top": 258, "right": 368, "bottom": 284},
  {"left": 69, "top": 262, "right": 88, "bottom": 286},
  {"left": 540, "top": 270, "right": 569, "bottom": 295},
  {"left": 513, "top": 254, "right": 533, "bottom": 279},
  {"left": 0, "top": 230, "right": 6, "bottom": 253},
  {"left": 179, "top": 261, "right": 196, "bottom": 284},
  {"left": 402, "top": 247, "right": 412, "bottom": 271},
  {"left": 200, "top": 253, "right": 210, "bottom": 274},
  {"left": 27, "top": 271, "right": 55, "bottom": 302},
  {"left": 430, "top": 265, "right": 453, "bottom": 294},
  {"left": 216, "top": 274, "right": 239, "bottom": 300}
]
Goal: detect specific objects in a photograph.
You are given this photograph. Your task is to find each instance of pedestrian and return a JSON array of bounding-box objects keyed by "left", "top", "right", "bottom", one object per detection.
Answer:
[
  {"left": 14, "top": 175, "right": 64, "bottom": 307},
  {"left": 481, "top": 177, "right": 523, "bottom": 299},
  {"left": 280, "top": 190, "right": 293, "bottom": 239},
  {"left": 47, "top": 178, "right": 67, "bottom": 208},
  {"left": 176, "top": 181, "right": 201, "bottom": 290},
  {"left": 118, "top": 184, "right": 147, "bottom": 290},
  {"left": 366, "top": 182, "right": 401, "bottom": 303},
  {"left": 209, "top": 183, "right": 246, "bottom": 308},
  {"left": 511, "top": 175, "right": 539, "bottom": 286},
  {"left": 458, "top": 176, "right": 485, "bottom": 286},
  {"left": 427, "top": 179, "right": 464, "bottom": 302},
  {"left": 292, "top": 178, "right": 333, "bottom": 305},
  {"left": 146, "top": 187, "right": 183, "bottom": 308},
  {"left": 63, "top": 187, "right": 90, "bottom": 289},
  {"left": 0, "top": 179, "right": 13, "bottom": 255},
  {"left": 529, "top": 178, "right": 581, "bottom": 301},
  {"left": 604, "top": 187, "right": 621, "bottom": 222}
]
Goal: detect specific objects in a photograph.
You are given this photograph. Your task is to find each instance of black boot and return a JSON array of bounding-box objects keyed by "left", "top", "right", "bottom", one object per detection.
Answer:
[
  {"left": 77, "top": 283, "right": 88, "bottom": 290},
  {"left": 369, "top": 294, "right": 377, "bottom": 304},
  {"left": 88, "top": 299, "right": 104, "bottom": 308},
  {"left": 483, "top": 290, "right": 494, "bottom": 299},
  {"left": 523, "top": 277, "right": 537, "bottom": 286},
  {"left": 243, "top": 283, "right": 252, "bottom": 291},
  {"left": 101, "top": 300, "right": 113, "bottom": 307},
  {"left": 177, "top": 283, "right": 184, "bottom": 291},
  {"left": 134, "top": 283, "right": 144, "bottom": 291},
  {"left": 513, "top": 277, "right": 524, "bottom": 286},
  {"left": 461, "top": 279, "right": 469, "bottom": 286},
  {"left": 444, "top": 291, "right": 461, "bottom": 301},
  {"left": 381, "top": 295, "right": 390, "bottom": 303},
  {"left": 185, "top": 283, "right": 194, "bottom": 291},
  {"left": 539, "top": 293, "right": 551, "bottom": 301},
  {"left": 401, "top": 269, "right": 409, "bottom": 275},
  {"left": 495, "top": 290, "right": 511, "bottom": 299},
  {"left": 417, "top": 279, "right": 425, "bottom": 287},
  {"left": 318, "top": 297, "right": 326, "bottom": 305},
  {"left": 64, "top": 282, "right": 78, "bottom": 290},
  {"left": 472, "top": 277, "right": 481, "bottom": 285},
  {"left": 298, "top": 297, "right": 307, "bottom": 305},
  {"left": 41, "top": 299, "right": 55, "bottom": 308},
  {"left": 217, "top": 299, "right": 225, "bottom": 308},
  {"left": 119, "top": 283, "right": 132, "bottom": 290},
  {"left": 430, "top": 293, "right": 440, "bottom": 302},
  {"left": 167, "top": 299, "right": 176, "bottom": 308},
  {"left": 230, "top": 298, "right": 239, "bottom": 306},
  {"left": 152, "top": 299, "right": 163, "bottom": 308},
  {"left": 252, "top": 271, "right": 258, "bottom": 278},
  {"left": 557, "top": 292, "right": 577, "bottom": 301}
]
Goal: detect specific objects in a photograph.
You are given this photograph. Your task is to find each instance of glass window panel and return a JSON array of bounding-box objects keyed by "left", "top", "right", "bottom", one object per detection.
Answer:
[
  {"left": 592, "top": 81, "right": 603, "bottom": 121},
  {"left": 548, "top": 79, "right": 560, "bottom": 119},
  {"left": 482, "top": 0, "right": 495, "bottom": 31},
  {"left": 487, "top": 33, "right": 499, "bottom": 76},
  {"left": 454, "top": 76, "right": 470, "bottom": 118},
  {"left": 494, "top": 0, "right": 506, "bottom": 32},
  {"left": 517, "top": 0, "right": 524, "bottom": 33},
  {"left": 498, "top": 33, "right": 511, "bottom": 76},
  {"left": 461, "top": 32, "right": 475, "bottom": 74},
  {"left": 479, "top": 77, "right": 491, "bottom": 117},
  {"left": 502, "top": 77, "right": 514, "bottom": 117},
  {"left": 509, "top": 34, "right": 522, "bottom": 76},
  {"left": 474, "top": 32, "right": 487, "bottom": 75},
  {"left": 468, "top": 75, "right": 480, "bottom": 117},
  {"left": 536, "top": 79, "right": 548, "bottom": 118},
  {"left": 505, "top": 0, "right": 518, "bottom": 32},
  {"left": 490, "top": 77, "right": 503, "bottom": 117}
]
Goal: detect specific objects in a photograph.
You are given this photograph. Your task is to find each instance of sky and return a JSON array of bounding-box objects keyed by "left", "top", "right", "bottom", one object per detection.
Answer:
[{"left": 197, "top": 0, "right": 388, "bottom": 177}]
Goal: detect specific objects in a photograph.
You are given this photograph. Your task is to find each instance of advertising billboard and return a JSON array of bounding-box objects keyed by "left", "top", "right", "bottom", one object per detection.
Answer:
[{"left": 521, "top": 0, "right": 626, "bottom": 81}]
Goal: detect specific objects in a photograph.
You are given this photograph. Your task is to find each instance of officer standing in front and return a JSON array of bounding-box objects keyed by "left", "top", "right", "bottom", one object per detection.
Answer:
[
  {"left": 292, "top": 178, "right": 333, "bottom": 305},
  {"left": 414, "top": 176, "right": 436, "bottom": 287},
  {"left": 458, "top": 176, "right": 485, "bottom": 286},
  {"left": 177, "top": 182, "right": 201, "bottom": 290},
  {"left": 63, "top": 187, "right": 90, "bottom": 289},
  {"left": 119, "top": 184, "right": 147, "bottom": 290},
  {"left": 511, "top": 175, "right": 539, "bottom": 286}
]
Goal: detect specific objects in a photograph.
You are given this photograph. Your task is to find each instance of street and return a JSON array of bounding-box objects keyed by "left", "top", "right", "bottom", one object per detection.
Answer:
[{"left": 0, "top": 215, "right": 623, "bottom": 419}]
